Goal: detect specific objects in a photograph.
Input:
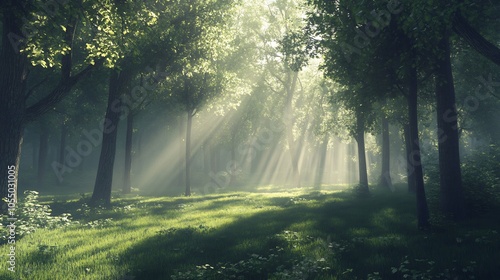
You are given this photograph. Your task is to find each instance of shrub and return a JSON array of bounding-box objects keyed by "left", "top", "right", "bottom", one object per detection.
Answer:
[
  {"left": 1, "top": 190, "right": 74, "bottom": 242},
  {"left": 425, "top": 145, "right": 500, "bottom": 217}
]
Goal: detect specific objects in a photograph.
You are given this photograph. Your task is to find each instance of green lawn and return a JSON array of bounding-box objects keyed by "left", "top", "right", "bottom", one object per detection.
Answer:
[{"left": 1, "top": 185, "right": 499, "bottom": 279}]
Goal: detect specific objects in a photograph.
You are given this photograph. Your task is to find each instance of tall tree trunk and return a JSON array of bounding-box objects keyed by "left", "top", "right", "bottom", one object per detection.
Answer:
[
  {"left": 0, "top": 126, "right": 24, "bottom": 213},
  {"left": 0, "top": 1, "right": 98, "bottom": 211},
  {"left": 185, "top": 109, "right": 193, "bottom": 196},
  {"left": 285, "top": 71, "right": 300, "bottom": 187},
  {"left": 32, "top": 139, "right": 38, "bottom": 170},
  {"left": 177, "top": 116, "right": 185, "bottom": 187},
  {"left": 37, "top": 124, "right": 49, "bottom": 186},
  {"left": 0, "top": 4, "right": 28, "bottom": 212},
  {"left": 378, "top": 114, "right": 392, "bottom": 189},
  {"left": 434, "top": 35, "right": 465, "bottom": 219},
  {"left": 314, "top": 136, "right": 329, "bottom": 188},
  {"left": 229, "top": 133, "right": 237, "bottom": 185},
  {"left": 286, "top": 127, "right": 301, "bottom": 187},
  {"left": 408, "top": 62, "right": 430, "bottom": 229},
  {"left": 57, "top": 119, "right": 67, "bottom": 185},
  {"left": 203, "top": 139, "right": 211, "bottom": 175},
  {"left": 349, "top": 141, "right": 357, "bottom": 184},
  {"left": 403, "top": 124, "right": 416, "bottom": 193},
  {"left": 123, "top": 113, "right": 133, "bottom": 194},
  {"left": 355, "top": 113, "right": 369, "bottom": 194},
  {"left": 91, "top": 69, "right": 131, "bottom": 205},
  {"left": 58, "top": 120, "right": 67, "bottom": 170}
]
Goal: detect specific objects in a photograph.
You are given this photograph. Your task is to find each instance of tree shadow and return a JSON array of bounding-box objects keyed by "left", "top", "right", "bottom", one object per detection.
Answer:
[{"left": 117, "top": 191, "right": 412, "bottom": 279}]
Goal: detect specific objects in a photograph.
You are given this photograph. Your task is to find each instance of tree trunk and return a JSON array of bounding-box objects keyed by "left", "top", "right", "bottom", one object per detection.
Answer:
[
  {"left": 355, "top": 113, "right": 369, "bottom": 194},
  {"left": 37, "top": 124, "right": 49, "bottom": 186},
  {"left": 203, "top": 140, "right": 211, "bottom": 175},
  {"left": 229, "top": 133, "right": 237, "bottom": 185},
  {"left": 349, "top": 141, "right": 357, "bottom": 184},
  {"left": 91, "top": 69, "right": 131, "bottom": 205},
  {"left": 403, "top": 124, "right": 416, "bottom": 193},
  {"left": 177, "top": 116, "right": 185, "bottom": 187},
  {"left": 0, "top": 1, "right": 98, "bottom": 211},
  {"left": 58, "top": 120, "right": 67, "bottom": 170},
  {"left": 185, "top": 109, "right": 193, "bottom": 196},
  {"left": 33, "top": 139, "right": 38, "bottom": 170},
  {"left": 0, "top": 126, "right": 24, "bottom": 213},
  {"left": 434, "top": 35, "right": 466, "bottom": 220},
  {"left": 314, "top": 136, "right": 329, "bottom": 188},
  {"left": 378, "top": 115, "right": 392, "bottom": 189},
  {"left": 123, "top": 113, "right": 133, "bottom": 194},
  {"left": 136, "top": 128, "right": 144, "bottom": 177},
  {"left": 285, "top": 71, "right": 301, "bottom": 187},
  {"left": 408, "top": 62, "right": 430, "bottom": 229},
  {"left": 0, "top": 4, "right": 28, "bottom": 212}
]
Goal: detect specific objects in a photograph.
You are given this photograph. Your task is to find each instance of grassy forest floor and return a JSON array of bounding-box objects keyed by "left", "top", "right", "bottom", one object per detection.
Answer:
[{"left": 1, "top": 184, "right": 499, "bottom": 279}]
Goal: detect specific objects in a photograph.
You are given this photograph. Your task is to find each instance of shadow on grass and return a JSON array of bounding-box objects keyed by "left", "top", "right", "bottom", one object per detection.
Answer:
[
  {"left": 48, "top": 193, "right": 238, "bottom": 221},
  {"left": 118, "top": 189, "right": 421, "bottom": 279},
  {"left": 24, "top": 188, "right": 500, "bottom": 279}
]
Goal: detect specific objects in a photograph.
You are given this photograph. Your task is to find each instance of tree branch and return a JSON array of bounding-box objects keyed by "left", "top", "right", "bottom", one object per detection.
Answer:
[
  {"left": 24, "top": 60, "right": 102, "bottom": 123},
  {"left": 453, "top": 12, "right": 500, "bottom": 67},
  {"left": 24, "top": 76, "right": 49, "bottom": 101}
]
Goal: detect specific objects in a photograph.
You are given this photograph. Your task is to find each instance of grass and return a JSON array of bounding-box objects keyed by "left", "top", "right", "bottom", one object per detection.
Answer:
[{"left": 1, "top": 184, "right": 499, "bottom": 279}]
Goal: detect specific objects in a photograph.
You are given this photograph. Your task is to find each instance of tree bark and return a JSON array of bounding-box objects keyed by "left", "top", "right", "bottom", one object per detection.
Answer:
[
  {"left": 185, "top": 109, "right": 193, "bottom": 196},
  {"left": 177, "top": 116, "right": 185, "bottom": 187},
  {"left": 434, "top": 35, "right": 466, "bottom": 219},
  {"left": 355, "top": 113, "right": 369, "bottom": 194},
  {"left": 378, "top": 115, "right": 392, "bottom": 189},
  {"left": 57, "top": 119, "right": 67, "bottom": 185},
  {"left": 123, "top": 112, "right": 133, "bottom": 194},
  {"left": 285, "top": 71, "right": 301, "bottom": 187},
  {"left": 0, "top": 1, "right": 100, "bottom": 211},
  {"left": 453, "top": 13, "right": 500, "bottom": 67},
  {"left": 314, "top": 136, "right": 329, "bottom": 188},
  {"left": 58, "top": 120, "right": 67, "bottom": 169},
  {"left": 229, "top": 133, "right": 237, "bottom": 185},
  {"left": 32, "top": 138, "right": 38, "bottom": 170},
  {"left": 91, "top": 69, "right": 131, "bottom": 205},
  {"left": 403, "top": 124, "right": 416, "bottom": 193},
  {"left": 37, "top": 124, "right": 49, "bottom": 186},
  {"left": 0, "top": 3, "right": 28, "bottom": 212},
  {"left": 408, "top": 62, "right": 430, "bottom": 229}
]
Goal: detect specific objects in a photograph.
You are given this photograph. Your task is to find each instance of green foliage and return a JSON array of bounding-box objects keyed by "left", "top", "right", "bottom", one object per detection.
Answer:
[
  {"left": 460, "top": 147, "right": 500, "bottom": 215},
  {"left": 390, "top": 256, "right": 477, "bottom": 280},
  {"left": 1, "top": 191, "right": 74, "bottom": 241},
  {"left": 85, "top": 218, "right": 114, "bottom": 229},
  {"left": 425, "top": 145, "right": 500, "bottom": 216},
  {"left": 171, "top": 230, "right": 332, "bottom": 280}
]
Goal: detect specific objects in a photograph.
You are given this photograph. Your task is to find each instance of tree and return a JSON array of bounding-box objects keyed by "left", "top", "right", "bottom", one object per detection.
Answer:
[
  {"left": 90, "top": 67, "right": 134, "bottom": 205},
  {"left": 169, "top": 61, "right": 229, "bottom": 196},
  {"left": 434, "top": 34, "right": 465, "bottom": 219},
  {"left": 259, "top": 0, "right": 310, "bottom": 187},
  {"left": 307, "top": 0, "right": 432, "bottom": 223},
  {"left": 0, "top": 0, "right": 105, "bottom": 211},
  {"left": 407, "top": 55, "right": 430, "bottom": 229},
  {"left": 88, "top": 0, "right": 236, "bottom": 203},
  {"left": 378, "top": 100, "right": 392, "bottom": 189}
]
